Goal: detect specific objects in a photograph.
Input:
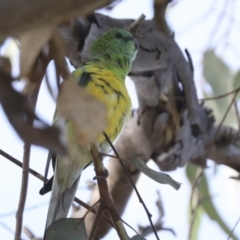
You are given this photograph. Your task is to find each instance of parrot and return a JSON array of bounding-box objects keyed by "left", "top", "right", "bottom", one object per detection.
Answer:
[{"left": 44, "top": 28, "right": 138, "bottom": 229}]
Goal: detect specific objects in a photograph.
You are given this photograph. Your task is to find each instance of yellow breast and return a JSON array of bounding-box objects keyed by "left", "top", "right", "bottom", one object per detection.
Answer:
[{"left": 84, "top": 67, "right": 131, "bottom": 147}]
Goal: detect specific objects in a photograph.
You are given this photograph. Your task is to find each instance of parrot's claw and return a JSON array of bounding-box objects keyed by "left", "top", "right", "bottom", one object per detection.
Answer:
[{"left": 93, "top": 168, "right": 109, "bottom": 180}]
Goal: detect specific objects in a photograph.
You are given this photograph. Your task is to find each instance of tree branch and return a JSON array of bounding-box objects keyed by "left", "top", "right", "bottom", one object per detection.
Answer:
[
  {"left": 90, "top": 144, "right": 129, "bottom": 240},
  {"left": 14, "top": 143, "right": 31, "bottom": 240},
  {"left": 0, "top": 0, "right": 113, "bottom": 40},
  {"left": 14, "top": 66, "right": 41, "bottom": 240}
]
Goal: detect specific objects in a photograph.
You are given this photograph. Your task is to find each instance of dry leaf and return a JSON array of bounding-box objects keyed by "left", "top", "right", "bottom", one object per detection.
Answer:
[
  {"left": 0, "top": 57, "right": 11, "bottom": 74},
  {"left": 19, "top": 25, "right": 54, "bottom": 79},
  {"left": 49, "top": 30, "right": 69, "bottom": 80},
  {"left": 57, "top": 77, "right": 107, "bottom": 144},
  {"left": 130, "top": 155, "right": 181, "bottom": 190}
]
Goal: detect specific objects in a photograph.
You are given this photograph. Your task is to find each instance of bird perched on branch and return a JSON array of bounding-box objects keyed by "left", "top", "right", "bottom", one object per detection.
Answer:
[{"left": 44, "top": 28, "right": 138, "bottom": 229}]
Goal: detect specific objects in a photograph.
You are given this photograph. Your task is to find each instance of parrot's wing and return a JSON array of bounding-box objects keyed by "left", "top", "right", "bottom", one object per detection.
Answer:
[{"left": 45, "top": 141, "right": 93, "bottom": 229}]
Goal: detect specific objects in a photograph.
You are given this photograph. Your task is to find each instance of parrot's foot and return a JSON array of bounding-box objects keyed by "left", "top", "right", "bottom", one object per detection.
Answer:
[{"left": 93, "top": 168, "right": 109, "bottom": 180}]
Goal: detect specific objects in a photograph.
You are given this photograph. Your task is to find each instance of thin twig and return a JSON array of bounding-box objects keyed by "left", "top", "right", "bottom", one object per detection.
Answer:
[
  {"left": 14, "top": 144, "right": 31, "bottom": 239},
  {"left": 88, "top": 204, "right": 106, "bottom": 240},
  {"left": 188, "top": 89, "right": 240, "bottom": 239},
  {"left": 0, "top": 201, "right": 48, "bottom": 218},
  {"left": 219, "top": 0, "right": 235, "bottom": 52},
  {"left": 0, "top": 149, "right": 45, "bottom": 181},
  {"left": 0, "top": 149, "right": 114, "bottom": 228},
  {"left": 101, "top": 152, "right": 161, "bottom": 236},
  {"left": 189, "top": 180, "right": 217, "bottom": 240},
  {"left": 227, "top": 214, "right": 240, "bottom": 240},
  {"left": 121, "top": 219, "right": 139, "bottom": 236},
  {"left": 90, "top": 143, "right": 129, "bottom": 240},
  {"left": 14, "top": 80, "right": 40, "bottom": 240},
  {"left": 82, "top": 199, "right": 100, "bottom": 219},
  {"left": 81, "top": 195, "right": 138, "bottom": 236},
  {"left": 100, "top": 153, "right": 128, "bottom": 162},
  {"left": 0, "top": 220, "right": 15, "bottom": 235},
  {"left": 126, "top": 14, "right": 146, "bottom": 35},
  {"left": 103, "top": 132, "right": 160, "bottom": 240},
  {"left": 23, "top": 226, "right": 42, "bottom": 240},
  {"left": 209, "top": 90, "right": 239, "bottom": 154},
  {"left": 188, "top": 167, "right": 202, "bottom": 240},
  {"left": 207, "top": 0, "right": 230, "bottom": 48},
  {"left": 189, "top": 168, "right": 203, "bottom": 213},
  {"left": 201, "top": 86, "right": 240, "bottom": 101},
  {"left": 139, "top": 191, "right": 175, "bottom": 238}
]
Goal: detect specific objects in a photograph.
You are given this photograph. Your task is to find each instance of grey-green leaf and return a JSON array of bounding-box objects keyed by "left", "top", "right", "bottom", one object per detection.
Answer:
[
  {"left": 200, "top": 175, "right": 238, "bottom": 240},
  {"left": 203, "top": 50, "right": 231, "bottom": 98},
  {"left": 131, "top": 235, "right": 147, "bottom": 240},
  {"left": 233, "top": 70, "right": 240, "bottom": 100},
  {"left": 203, "top": 50, "right": 237, "bottom": 126},
  {"left": 130, "top": 155, "right": 181, "bottom": 190},
  {"left": 186, "top": 164, "right": 239, "bottom": 240},
  {"left": 45, "top": 218, "right": 87, "bottom": 240},
  {"left": 233, "top": 70, "right": 240, "bottom": 90},
  {"left": 190, "top": 207, "right": 203, "bottom": 240}
]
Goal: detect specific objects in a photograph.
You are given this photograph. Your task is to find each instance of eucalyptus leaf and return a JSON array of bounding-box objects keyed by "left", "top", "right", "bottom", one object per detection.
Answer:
[
  {"left": 203, "top": 50, "right": 236, "bottom": 126},
  {"left": 191, "top": 207, "right": 203, "bottom": 240},
  {"left": 131, "top": 235, "right": 147, "bottom": 240},
  {"left": 203, "top": 50, "right": 231, "bottom": 98},
  {"left": 186, "top": 164, "right": 203, "bottom": 240},
  {"left": 200, "top": 174, "right": 238, "bottom": 240},
  {"left": 130, "top": 155, "right": 181, "bottom": 190},
  {"left": 233, "top": 70, "right": 240, "bottom": 90},
  {"left": 186, "top": 164, "right": 239, "bottom": 240},
  {"left": 45, "top": 218, "right": 87, "bottom": 240},
  {"left": 233, "top": 70, "right": 240, "bottom": 99}
]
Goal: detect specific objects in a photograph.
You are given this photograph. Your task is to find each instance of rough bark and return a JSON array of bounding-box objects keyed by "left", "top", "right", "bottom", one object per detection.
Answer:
[{"left": 0, "top": 0, "right": 113, "bottom": 40}]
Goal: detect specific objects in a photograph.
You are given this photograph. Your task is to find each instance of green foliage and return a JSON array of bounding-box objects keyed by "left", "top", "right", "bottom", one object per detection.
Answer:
[
  {"left": 45, "top": 218, "right": 87, "bottom": 240},
  {"left": 203, "top": 50, "right": 231, "bottom": 102},
  {"left": 203, "top": 50, "right": 240, "bottom": 127},
  {"left": 44, "top": 218, "right": 149, "bottom": 240},
  {"left": 186, "top": 164, "right": 203, "bottom": 240},
  {"left": 233, "top": 70, "right": 240, "bottom": 96},
  {"left": 186, "top": 164, "right": 238, "bottom": 240},
  {"left": 190, "top": 207, "right": 203, "bottom": 240}
]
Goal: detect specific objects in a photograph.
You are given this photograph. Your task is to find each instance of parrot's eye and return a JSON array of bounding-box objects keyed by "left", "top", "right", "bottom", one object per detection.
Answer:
[{"left": 115, "top": 33, "right": 123, "bottom": 39}]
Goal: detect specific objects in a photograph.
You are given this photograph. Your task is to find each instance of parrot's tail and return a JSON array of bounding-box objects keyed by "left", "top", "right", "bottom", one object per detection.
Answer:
[{"left": 45, "top": 175, "right": 81, "bottom": 229}]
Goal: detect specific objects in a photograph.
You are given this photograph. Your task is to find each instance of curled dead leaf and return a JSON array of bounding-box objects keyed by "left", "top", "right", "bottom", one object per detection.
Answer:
[
  {"left": 130, "top": 155, "right": 181, "bottom": 190},
  {"left": 19, "top": 25, "right": 54, "bottom": 80},
  {"left": 57, "top": 77, "right": 107, "bottom": 144}
]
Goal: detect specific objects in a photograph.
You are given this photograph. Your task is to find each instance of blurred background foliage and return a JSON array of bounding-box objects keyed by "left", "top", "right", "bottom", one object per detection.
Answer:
[{"left": 203, "top": 50, "right": 240, "bottom": 128}]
